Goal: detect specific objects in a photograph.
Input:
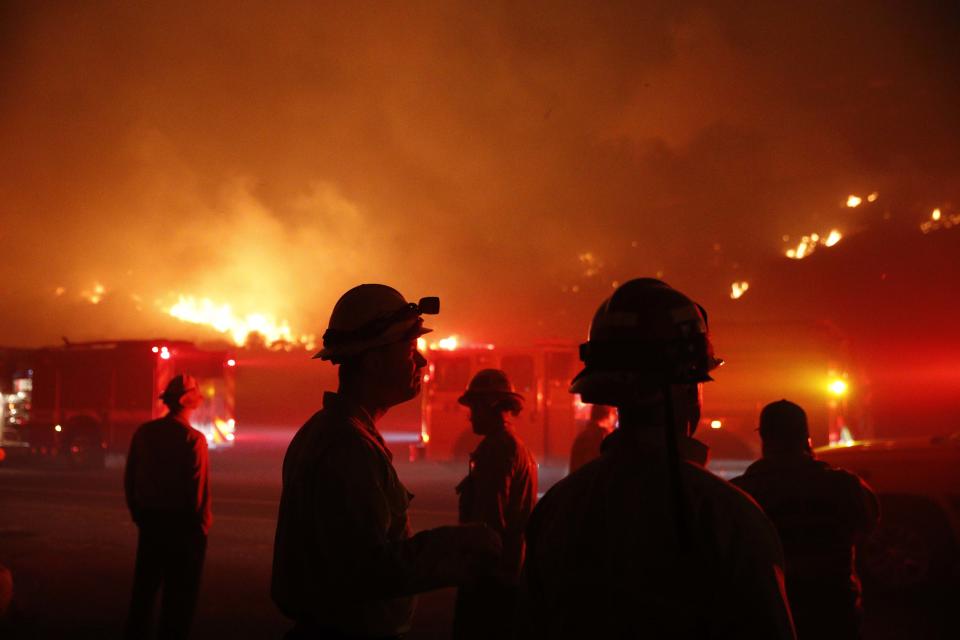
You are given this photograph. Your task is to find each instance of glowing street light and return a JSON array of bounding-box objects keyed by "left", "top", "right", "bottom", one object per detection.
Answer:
[{"left": 828, "top": 378, "right": 848, "bottom": 396}]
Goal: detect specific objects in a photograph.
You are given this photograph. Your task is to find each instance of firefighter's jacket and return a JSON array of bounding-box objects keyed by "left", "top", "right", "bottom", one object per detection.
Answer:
[
  {"left": 124, "top": 414, "right": 212, "bottom": 534},
  {"left": 457, "top": 426, "right": 538, "bottom": 578},
  {"left": 732, "top": 453, "right": 879, "bottom": 637},
  {"left": 524, "top": 428, "right": 796, "bottom": 639},
  {"left": 271, "top": 392, "right": 482, "bottom": 637}
]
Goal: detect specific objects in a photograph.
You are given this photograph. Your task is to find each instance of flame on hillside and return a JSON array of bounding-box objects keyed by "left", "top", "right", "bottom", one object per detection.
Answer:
[
  {"left": 167, "top": 295, "right": 315, "bottom": 349},
  {"left": 785, "top": 229, "right": 843, "bottom": 259},
  {"left": 920, "top": 207, "right": 960, "bottom": 233},
  {"left": 730, "top": 281, "right": 750, "bottom": 299}
]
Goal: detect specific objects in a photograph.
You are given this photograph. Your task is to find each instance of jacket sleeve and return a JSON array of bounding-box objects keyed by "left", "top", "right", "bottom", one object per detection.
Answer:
[
  {"left": 192, "top": 434, "right": 212, "bottom": 533},
  {"left": 715, "top": 506, "right": 797, "bottom": 640},
  {"left": 312, "top": 441, "right": 484, "bottom": 599}
]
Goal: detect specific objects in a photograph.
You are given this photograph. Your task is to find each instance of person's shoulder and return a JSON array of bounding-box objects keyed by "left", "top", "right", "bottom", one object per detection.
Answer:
[
  {"left": 135, "top": 417, "right": 166, "bottom": 431},
  {"left": 494, "top": 429, "right": 540, "bottom": 470},
  {"left": 301, "top": 408, "right": 386, "bottom": 464},
  {"left": 477, "top": 428, "right": 522, "bottom": 459},
  {"left": 185, "top": 424, "right": 209, "bottom": 449},
  {"left": 817, "top": 459, "right": 875, "bottom": 494},
  {"left": 131, "top": 417, "right": 172, "bottom": 443},
  {"left": 685, "top": 463, "right": 770, "bottom": 521},
  {"left": 729, "top": 459, "right": 765, "bottom": 490},
  {"left": 539, "top": 455, "right": 605, "bottom": 506}
]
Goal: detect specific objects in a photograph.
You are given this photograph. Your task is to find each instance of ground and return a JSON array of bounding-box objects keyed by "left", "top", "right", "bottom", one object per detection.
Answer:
[{"left": 0, "top": 427, "right": 956, "bottom": 639}]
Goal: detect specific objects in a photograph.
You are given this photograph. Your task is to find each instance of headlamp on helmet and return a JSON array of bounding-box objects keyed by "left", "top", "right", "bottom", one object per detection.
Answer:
[{"left": 314, "top": 287, "right": 438, "bottom": 363}]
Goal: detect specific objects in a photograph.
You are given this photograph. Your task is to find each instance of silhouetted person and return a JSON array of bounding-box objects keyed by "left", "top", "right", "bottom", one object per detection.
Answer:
[
  {"left": 272, "top": 285, "right": 502, "bottom": 640},
  {"left": 524, "top": 279, "right": 795, "bottom": 639},
  {"left": 732, "top": 400, "right": 879, "bottom": 639},
  {"left": 124, "top": 374, "right": 211, "bottom": 640},
  {"left": 453, "top": 369, "right": 538, "bottom": 640},
  {"left": 568, "top": 404, "right": 616, "bottom": 473}
]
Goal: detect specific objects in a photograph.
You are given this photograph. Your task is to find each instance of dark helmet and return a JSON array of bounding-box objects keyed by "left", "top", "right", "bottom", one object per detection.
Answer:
[
  {"left": 313, "top": 284, "right": 439, "bottom": 364},
  {"left": 571, "top": 278, "right": 722, "bottom": 405},
  {"left": 458, "top": 369, "right": 524, "bottom": 414},
  {"left": 159, "top": 374, "right": 201, "bottom": 408}
]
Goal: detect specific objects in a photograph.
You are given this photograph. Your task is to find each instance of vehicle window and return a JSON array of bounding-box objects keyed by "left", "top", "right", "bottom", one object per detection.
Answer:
[
  {"left": 434, "top": 357, "right": 472, "bottom": 392},
  {"left": 501, "top": 355, "right": 535, "bottom": 393}
]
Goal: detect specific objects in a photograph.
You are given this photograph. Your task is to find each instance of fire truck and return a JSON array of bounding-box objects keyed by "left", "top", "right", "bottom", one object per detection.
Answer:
[
  {"left": 0, "top": 340, "right": 237, "bottom": 468},
  {"left": 418, "top": 341, "right": 589, "bottom": 464},
  {"left": 416, "top": 324, "right": 862, "bottom": 468}
]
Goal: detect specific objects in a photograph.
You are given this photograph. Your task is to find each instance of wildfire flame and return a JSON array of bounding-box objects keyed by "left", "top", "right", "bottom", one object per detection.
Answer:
[
  {"left": 81, "top": 282, "right": 107, "bottom": 304},
  {"left": 920, "top": 207, "right": 960, "bottom": 233},
  {"left": 730, "top": 281, "right": 750, "bottom": 300},
  {"left": 785, "top": 229, "right": 843, "bottom": 259},
  {"left": 418, "top": 335, "right": 494, "bottom": 352},
  {"left": 434, "top": 335, "right": 459, "bottom": 351},
  {"left": 167, "top": 295, "right": 315, "bottom": 349}
]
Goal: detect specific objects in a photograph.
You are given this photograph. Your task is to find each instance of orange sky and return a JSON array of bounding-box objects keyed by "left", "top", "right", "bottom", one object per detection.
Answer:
[{"left": 1, "top": 1, "right": 958, "bottom": 347}]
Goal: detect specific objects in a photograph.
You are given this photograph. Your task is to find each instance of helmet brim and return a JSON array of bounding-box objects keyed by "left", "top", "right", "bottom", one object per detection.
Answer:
[
  {"left": 570, "top": 365, "right": 714, "bottom": 396},
  {"left": 313, "top": 322, "right": 432, "bottom": 360},
  {"left": 457, "top": 390, "right": 525, "bottom": 407}
]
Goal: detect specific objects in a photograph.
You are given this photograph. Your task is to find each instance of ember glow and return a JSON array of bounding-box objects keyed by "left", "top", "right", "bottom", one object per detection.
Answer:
[
  {"left": 846, "top": 195, "right": 862, "bottom": 208},
  {"left": 166, "top": 296, "right": 315, "bottom": 349},
  {"left": 730, "top": 281, "right": 750, "bottom": 299}
]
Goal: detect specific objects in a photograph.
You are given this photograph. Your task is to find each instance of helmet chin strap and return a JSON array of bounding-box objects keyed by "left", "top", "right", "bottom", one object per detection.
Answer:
[{"left": 661, "top": 384, "right": 690, "bottom": 551}]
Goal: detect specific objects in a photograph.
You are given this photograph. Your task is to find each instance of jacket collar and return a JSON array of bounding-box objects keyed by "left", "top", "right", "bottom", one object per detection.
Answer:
[{"left": 322, "top": 391, "right": 390, "bottom": 457}]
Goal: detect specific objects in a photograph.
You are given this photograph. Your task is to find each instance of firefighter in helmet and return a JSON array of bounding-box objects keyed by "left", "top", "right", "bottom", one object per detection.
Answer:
[
  {"left": 523, "top": 278, "right": 796, "bottom": 639},
  {"left": 453, "top": 369, "right": 538, "bottom": 639},
  {"left": 124, "top": 374, "right": 211, "bottom": 640},
  {"left": 271, "top": 284, "right": 502, "bottom": 639},
  {"left": 568, "top": 404, "right": 617, "bottom": 474},
  {"left": 732, "top": 400, "right": 879, "bottom": 639}
]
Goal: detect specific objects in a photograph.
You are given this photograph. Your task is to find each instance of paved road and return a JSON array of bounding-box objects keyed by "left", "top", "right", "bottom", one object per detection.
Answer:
[
  {"left": 0, "top": 431, "right": 469, "bottom": 639},
  {"left": 2, "top": 429, "right": 957, "bottom": 639}
]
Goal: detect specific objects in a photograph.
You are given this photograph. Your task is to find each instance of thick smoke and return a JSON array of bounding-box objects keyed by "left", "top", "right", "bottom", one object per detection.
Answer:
[{"left": 1, "top": 1, "right": 958, "bottom": 347}]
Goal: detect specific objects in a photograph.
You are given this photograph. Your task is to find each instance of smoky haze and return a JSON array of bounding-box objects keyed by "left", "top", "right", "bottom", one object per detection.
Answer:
[{"left": 1, "top": 1, "right": 958, "bottom": 347}]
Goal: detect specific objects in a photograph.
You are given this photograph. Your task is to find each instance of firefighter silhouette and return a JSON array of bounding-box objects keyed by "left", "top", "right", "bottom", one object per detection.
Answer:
[
  {"left": 732, "top": 400, "right": 879, "bottom": 639},
  {"left": 523, "top": 278, "right": 796, "bottom": 639},
  {"left": 568, "top": 404, "right": 617, "bottom": 473},
  {"left": 453, "top": 369, "right": 538, "bottom": 639},
  {"left": 123, "top": 374, "right": 211, "bottom": 640},
  {"left": 271, "top": 285, "right": 502, "bottom": 639}
]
